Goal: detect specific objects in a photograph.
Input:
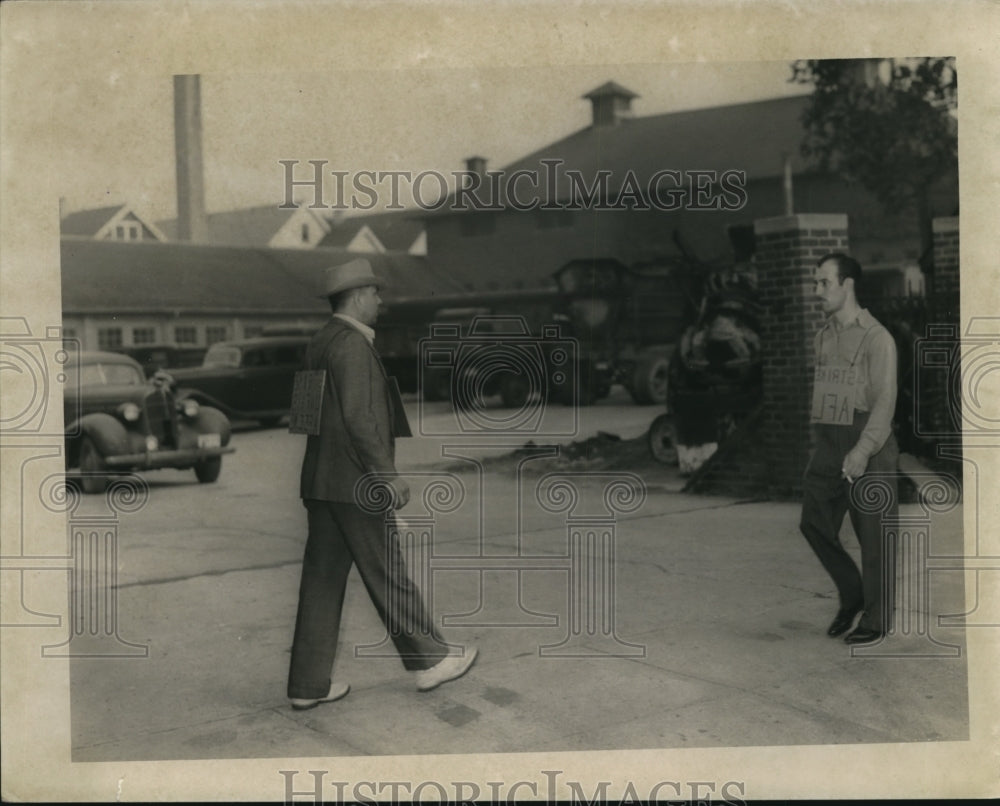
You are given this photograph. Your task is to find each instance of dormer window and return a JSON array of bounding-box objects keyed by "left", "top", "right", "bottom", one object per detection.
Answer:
[{"left": 109, "top": 222, "right": 142, "bottom": 241}]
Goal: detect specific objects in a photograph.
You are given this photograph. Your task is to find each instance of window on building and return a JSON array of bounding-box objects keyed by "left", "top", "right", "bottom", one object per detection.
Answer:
[
  {"left": 110, "top": 222, "right": 141, "bottom": 241},
  {"left": 242, "top": 325, "right": 263, "bottom": 339},
  {"left": 460, "top": 213, "right": 496, "bottom": 237},
  {"left": 535, "top": 209, "right": 574, "bottom": 229},
  {"left": 132, "top": 327, "right": 156, "bottom": 345},
  {"left": 301, "top": 223, "right": 311, "bottom": 243},
  {"left": 97, "top": 327, "right": 123, "bottom": 350},
  {"left": 174, "top": 326, "right": 198, "bottom": 345},
  {"left": 205, "top": 326, "right": 228, "bottom": 346},
  {"left": 62, "top": 327, "right": 78, "bottom": 349}
]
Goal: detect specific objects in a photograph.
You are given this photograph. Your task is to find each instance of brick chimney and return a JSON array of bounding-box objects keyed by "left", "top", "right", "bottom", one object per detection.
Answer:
[
  {"left": 583, "top": 81, "right": 638, "bottom": 127},
  {"left": 173, "top": 74, "right": 208, "bottom": 243}
]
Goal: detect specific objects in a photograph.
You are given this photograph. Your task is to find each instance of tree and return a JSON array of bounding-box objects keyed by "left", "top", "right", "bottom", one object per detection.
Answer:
[{"left": 790, "top": 58, "right": 957, "bottom": 265}]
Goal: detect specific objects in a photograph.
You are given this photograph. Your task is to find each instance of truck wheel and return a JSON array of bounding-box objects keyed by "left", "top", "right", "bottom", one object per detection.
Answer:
[
  {"left": 78, "top": 436, "right": 109, "bottom": 495},
  {"left": 195, "top": 457, "right": 222, "bottom": 483},
  {"left": 499, "top": 373, "right": 531, "bottom": 408},
  {"left": 631, "top": 353, "right": 670, "bottom": 405},
  {"left": 647, "top": 413, "right": 676, "bottom": 464}
]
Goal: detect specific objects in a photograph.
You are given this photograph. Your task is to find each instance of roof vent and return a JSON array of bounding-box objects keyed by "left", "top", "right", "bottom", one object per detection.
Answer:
[{"left": 582, "top": 81, "right": 639, "bottom": 127}]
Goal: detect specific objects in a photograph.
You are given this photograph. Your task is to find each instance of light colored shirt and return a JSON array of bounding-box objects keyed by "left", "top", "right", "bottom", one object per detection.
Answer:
[
  {"left": 813, "top": 308, "right": 897, "bottom": 459},
  {"left": 333, "top": 313, "right": 375, "bottom": 345}
]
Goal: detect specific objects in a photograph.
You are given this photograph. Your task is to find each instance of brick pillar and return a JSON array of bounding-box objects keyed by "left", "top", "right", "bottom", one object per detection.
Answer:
[
  {"left": 931, "top": 216, "right": 959, "bottom": 323},
  {"left": 754, "top": 214, "right": 850, "bottom": 498}
]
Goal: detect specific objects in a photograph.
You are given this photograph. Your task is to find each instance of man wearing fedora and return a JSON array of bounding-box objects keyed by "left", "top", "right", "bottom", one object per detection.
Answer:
[{"left": 287, "top": 257, "right": 478, "bottom": 710}]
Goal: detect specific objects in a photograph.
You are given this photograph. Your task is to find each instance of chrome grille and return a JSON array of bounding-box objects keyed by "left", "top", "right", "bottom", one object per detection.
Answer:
[{"left": 143, "top": 389, "right": 178, "bottom": 447}]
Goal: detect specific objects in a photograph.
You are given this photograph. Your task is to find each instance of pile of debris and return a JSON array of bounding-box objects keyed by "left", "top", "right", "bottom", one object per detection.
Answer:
[{"left": 445, "top": 431, "right": 676, "bottom": 477}]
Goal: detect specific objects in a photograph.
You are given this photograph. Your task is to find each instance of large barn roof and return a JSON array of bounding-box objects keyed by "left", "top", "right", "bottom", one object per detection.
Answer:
[
  {"left": 61, "top": 238, "right": 467, "bottom": 315},
  {"left": 426, "top": 94, "right": 815, "bottom": 214}
]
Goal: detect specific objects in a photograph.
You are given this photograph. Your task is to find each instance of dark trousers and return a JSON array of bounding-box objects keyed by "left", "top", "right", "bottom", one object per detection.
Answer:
[
  {"left": 287, "top": 499, "right": 447, "bottom": 699},
  {"left": 799, "top": 415, "right": 899, "bottom": 633}
]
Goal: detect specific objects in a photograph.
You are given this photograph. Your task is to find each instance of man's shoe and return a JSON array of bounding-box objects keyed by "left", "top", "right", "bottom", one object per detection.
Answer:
[
  {"left": 827, "top": 606, "right": 862, "bottom": 637},
  {"left": 416, "top": 647, "right": 478, "bottom": 692},
  {"left": 290, "top": 681, "right": 351, "bottom": 711},
  {"left": 844, "top": 626, "right": 885, "bottom": 645}
]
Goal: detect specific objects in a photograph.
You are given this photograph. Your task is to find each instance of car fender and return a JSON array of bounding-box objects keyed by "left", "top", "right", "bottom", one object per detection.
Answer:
[
  {"left": 175, "top": 386, "right": 234, "bottom": 417},
  {"left": 66, "top": 413, "right": 129, "bottom": 467},
  {"left": 191, "top": 405, "right": 233, "bottom": 446}
]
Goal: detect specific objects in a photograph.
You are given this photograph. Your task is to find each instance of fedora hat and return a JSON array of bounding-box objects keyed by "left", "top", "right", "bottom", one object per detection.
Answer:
[{"left": 320, "top": 258, "right": 382, "bottom": 298}]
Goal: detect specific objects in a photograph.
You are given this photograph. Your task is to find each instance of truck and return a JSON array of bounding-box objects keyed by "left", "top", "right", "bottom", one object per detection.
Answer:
[{"left": 376, "top": 255, "right": 700, "bottom": 409}]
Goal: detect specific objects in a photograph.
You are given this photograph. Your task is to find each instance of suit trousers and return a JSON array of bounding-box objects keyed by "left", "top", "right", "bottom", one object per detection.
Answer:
[
  {"left": 287, "top": 499, "right": 448, "bottom": 699},
  {"left": 799, "top": 415, "right": 899, "bottom": 633}
]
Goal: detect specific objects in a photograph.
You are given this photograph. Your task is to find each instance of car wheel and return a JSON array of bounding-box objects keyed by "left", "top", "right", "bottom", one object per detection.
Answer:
[
  {"left": 195, "top": 457, "right": 222, "bottom": 483},
  {"left": 630, "top": 352, "right": 671, "bottom": 405},
  {"left": 78, "top": 436, "right": 109, "bottom": 495},
  {"left": 647, "top": 413, "right": 677, "bottom": 464}
]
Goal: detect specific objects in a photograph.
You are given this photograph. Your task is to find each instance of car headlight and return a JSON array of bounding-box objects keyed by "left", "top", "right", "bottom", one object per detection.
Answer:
[
  {"left": 120, "top": 402, "right": 141, "bottom": 422},
  {"left": 180, "top": 399, "right": 199, "bottom": 418},
  {"left": 145, "top": 435, "right": 159, "bottom": 452}
]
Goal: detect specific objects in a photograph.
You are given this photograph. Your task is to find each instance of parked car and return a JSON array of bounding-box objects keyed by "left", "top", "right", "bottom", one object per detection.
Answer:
[
  {"left": 167, "top": 336, "right": 310, "bottom": 427},
  {"left": 64, "top": 351, "right": 235, "bottom": 494}
]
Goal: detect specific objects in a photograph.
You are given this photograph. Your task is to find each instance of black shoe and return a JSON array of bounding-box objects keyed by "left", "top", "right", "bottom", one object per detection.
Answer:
[
  {"left": 844, "top": 626, "right": 885, "bottom": 645},
  {"left": 827, "top": 606, "right": 862, "bottom": 637}
]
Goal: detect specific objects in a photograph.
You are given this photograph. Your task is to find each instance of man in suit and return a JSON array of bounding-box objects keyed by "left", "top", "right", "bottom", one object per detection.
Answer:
[
  {"left": 287, "top": 258, "right": 477, "bottom": 710},
  {"left": 800, "top": 253, "right": 899, "bottom": 646}
]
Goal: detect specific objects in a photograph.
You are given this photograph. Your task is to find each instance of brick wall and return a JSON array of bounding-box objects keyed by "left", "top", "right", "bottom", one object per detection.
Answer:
[{"left": 691, "top": 214, "right": 849, "bottom": 499}]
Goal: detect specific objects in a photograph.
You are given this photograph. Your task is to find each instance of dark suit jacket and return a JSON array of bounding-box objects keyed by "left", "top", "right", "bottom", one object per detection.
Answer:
[{"left": 299, "top": 318, "right": 397, "bottom": 503}]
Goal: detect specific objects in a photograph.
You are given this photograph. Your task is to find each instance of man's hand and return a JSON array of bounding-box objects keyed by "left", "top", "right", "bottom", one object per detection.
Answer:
[
  {"left": 390, "top": 478, "right": 410, "bottom": 510},
  {"left": 841, "top": 447, "right": 868, "bottom": 484}
]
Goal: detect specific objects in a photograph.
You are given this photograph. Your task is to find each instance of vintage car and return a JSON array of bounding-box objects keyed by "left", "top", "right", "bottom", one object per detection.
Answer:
[
  {"left": 167, "top": 336, "right": 309, "bottom": 427},
  {"left": 64, "top": 351, "right": 235, "bottom": 494}
]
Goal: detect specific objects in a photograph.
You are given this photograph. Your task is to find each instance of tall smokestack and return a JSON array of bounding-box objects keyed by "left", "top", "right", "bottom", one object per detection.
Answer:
[
  {"left": 465, "top": 156, "right": 488, "bottom": 177},
  {"left": 173, "top": 75, "right": 207, "bottom": 242}
]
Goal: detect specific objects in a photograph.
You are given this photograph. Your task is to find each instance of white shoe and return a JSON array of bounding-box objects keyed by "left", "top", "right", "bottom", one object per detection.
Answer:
[
  {"left": 416, "top": 647, "right": 478, "bottom": 692},
  {"left": 290, "top": 681, "right": 351, "bottom": 710}
]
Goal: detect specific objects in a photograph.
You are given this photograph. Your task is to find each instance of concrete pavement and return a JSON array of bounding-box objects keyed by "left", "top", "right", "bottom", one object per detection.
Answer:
[{"left": 69, "top": 431, "right": 969, "bottom": 761}]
